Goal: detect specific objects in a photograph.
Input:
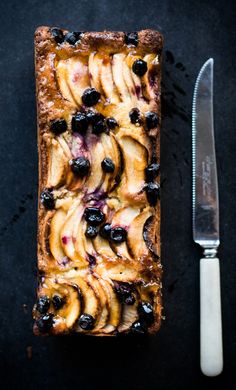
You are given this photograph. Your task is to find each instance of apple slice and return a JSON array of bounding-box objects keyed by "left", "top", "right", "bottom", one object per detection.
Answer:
[
  {"left": 112, "top": 53, "right": 131, "bottom": 103},
  {"left": 57, "top": 135, "right": 72, "bottom": 160},
  {"left": 117, "top": 135, "right": 147, "bottom": 204},
  {"left": 81, "top": 219, "right": 97, "bottom": 258},
  {"left": 118, "top": 293, "right": 139, "bottom": 333},
  {"left": 127, "top": 55, "right": 144, "bottom": 101},
  {"left": 99, "top": 278, "right": 121, "bottom": 331},
  {"left": 49, "top": 208, "right": 67, "bottom": 262},
  {"left": 68, "top": 276, "right": 100, "bottom": 331},
  {"left": 117, "top": 126, "right": 151, "bottom": 157},
  {"left": 47, "top": 139, "right": 68, "bottom": 188},
  {"left": 88, "top": 52, "right": 103, "bottom": 93},
  {"left": 67, "top": 134, "right": 89, "bottom": 191},
  {"left": 101, "top": 56, "right": 120, "bottom": 104},
  {"left": 56, "top": 281, "right": 82, "bottom": 328},
  {"left": 96, "top": 260, "right": 139, "bottom": 282},
  {"left": 110, "top": 207, "right": 139, "bottom": 260},
  {"left": 127, "top": 207, "right": 152, "bottom": 260},
  {"left": 66, "top": 56, "right": 90, "bottom": 106},
  {"left": 60, "top": 201, "right": 87, "bottom": 265},
  {"left": 56, "top": 60, "right": 77, "bottom": 105},
  {"left": 73, "top": 211, "right": 88, "bottom": 263},
  {"left": 100, "top": 133, "right": 120, "bottom": 193},
  {"left": 87, "top": 274, "right": 109, "bottom": 333},
  {"left": 122, "top": 58, "right": 137, "bottom": 105},
  {"left": 142, "top": 54, "right": 159, "bottom": 101},
  {"left": 93, "top": 234, "right": 117, "bottom": 261},
  {"left": 85, "top": 137, "right": 105, "bottom": 194}
]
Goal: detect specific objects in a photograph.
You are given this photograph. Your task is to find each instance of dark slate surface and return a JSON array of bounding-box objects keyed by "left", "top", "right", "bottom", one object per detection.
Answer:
[{"left": 0, "top": 0, "right": 235, "bottom": 388}]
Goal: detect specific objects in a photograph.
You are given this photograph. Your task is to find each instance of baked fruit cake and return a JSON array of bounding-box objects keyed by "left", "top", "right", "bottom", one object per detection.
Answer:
[{"left": 33, "top": 26, "right": 163, "bottom": 336}]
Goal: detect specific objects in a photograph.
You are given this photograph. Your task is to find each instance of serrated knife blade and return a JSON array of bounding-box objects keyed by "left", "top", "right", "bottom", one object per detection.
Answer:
[
  {"left": 192, "top": 59, "right": 223, "bottom": 377},
  {"left": 192, "top": 58, "right": 219, "bottom": 250}
]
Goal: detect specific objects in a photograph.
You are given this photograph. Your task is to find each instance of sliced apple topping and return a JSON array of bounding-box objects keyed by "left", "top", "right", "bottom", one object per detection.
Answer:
[
  {"left": 87, "top": 274, "right": 109, "bottom": 333},
  {"left": 122, "top": 59, "right": 137, "bottom": 105},
  {"left": 49, "top": 208, "right": 67, "bottom": 262},
  {"left": 118, "top": 294, "right": 139, "bottom": 333},
  {"left": 112, "top": 53, "right": 132, "bottom": 103},
  {"left": 84, "top": 137, "right": 105, "bottom": 194},
  {"left": 110, "top": 207, "right": 139, "bottom": 260},
  {"left": 57, "top": 135, "right": 72, "bottom": 160},
  {"left": 56, "top": 60, "right": 77, "bottom": 105},
  {"left": 88, "top": 52, "right": 103, "bottom": 93},
  {"left": 96, "top": 260, "right": 139, "bottom": 282},
  {"left": 100, "top": 133, "right": 121, "bottom": 192},
  {"left": 127, "top": 207, "right": 152, "bottom": 260},
  {"left": 101, "top": 56, "right": 120, "bottom": 104},
  {"left": 47, "top": 138, "right": 69, "bottom": 188},
  {"left": 142, "top": 54, "right": 159, "bottom": 101},
  {"left": 116, "top": 135, "right": 148, "bottom": 204},
  {"left": 68, "top": 276, "right": 100, "bottom": 331},
  {"left": 127, "top": 55, "right": 144, "bottom": 100},
  {"left": 67, "top": 134, "right": 89, "bottom": 191},
  {"left": 99, "top": 278, "right": 121, "bottom": 331},
  {"left": 117, "top": 126, "right": 151, "bottom": 158},
  {"left": 60, "top": 200, "right": 87, "bottom": 266},
  {"left": 56, "top": 281, "right": 81, "bottom": 328},
  {"left": 73, "top": 212, "right": 88, "bottom": 262},
  {"left": 66, "top": 57, "right": 90, "bottom": 106},
  {"left": 81, "top": 219, "right": 97, "bottom": 259},
  {"left": 93, "top": 234, "right": 117, "bottom": 261}
]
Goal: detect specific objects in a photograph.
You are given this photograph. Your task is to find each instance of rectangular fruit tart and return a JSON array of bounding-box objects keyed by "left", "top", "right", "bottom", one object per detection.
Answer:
[{"left": 33, "top": 26, "right": 163, "bottom": 336}]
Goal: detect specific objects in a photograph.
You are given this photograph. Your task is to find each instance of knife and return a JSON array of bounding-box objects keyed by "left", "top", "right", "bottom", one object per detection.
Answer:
[{"left": 192, "top": 58, "right": 223, "bottom": 376}]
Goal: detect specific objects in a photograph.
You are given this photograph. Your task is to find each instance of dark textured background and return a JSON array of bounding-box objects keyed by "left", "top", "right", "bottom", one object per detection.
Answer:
[{"left": 0, "top": 0, "right": 236, "bottom": 389}]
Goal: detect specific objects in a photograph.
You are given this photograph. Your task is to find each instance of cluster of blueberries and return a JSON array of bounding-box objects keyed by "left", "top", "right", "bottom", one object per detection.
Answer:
[{"left": 84, "top": 207, "right": 127, "bottom": 243}]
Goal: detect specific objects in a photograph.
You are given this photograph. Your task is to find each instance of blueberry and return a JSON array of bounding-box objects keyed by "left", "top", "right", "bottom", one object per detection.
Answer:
[
  {"left": 101, "top": 158, "right": 115, "bottom": 173},
  {"left": 51, "top": 28, "right": 64, "bottom": 44},
  {"left": 64, "top": 31, "right": 83, "bottom": 45},
  {"left": 52, "top": 295, "right": 65, "bottom": 310},
  {"left": 125, "top": 294, "right": 136, "bottom": 305},
  {"left": 36, "top": 313, "right": 54, "bottom": 333},
  {"left": 36, "top": 295, "right": 50, "bottom": 314},
  {"left": 72, "top": 113, "right": 89, "bottom": 134},
  {"left": 93, "top": 119, "right": 106, "bottom": 134},
  {"left": 88, "top": 254, "right": 96, "bottom": 267},
  {"left": 145, "top": 182, "right": 160, "bottom": 206},
  {"left": 78, "top": 313, "right": 95, "bottom": 330},
  {"left": 86, "top": 111, "right": 104, "bottom": 124},
  {"left": 114, "top": 282, "right": 132, "bottom": 297},
  {"left": 138, "top": 302, "right": 155, "bottom": 325},
  {"left": 113, "top": 282, "right": 135, "bottom": 305},
  {"left": 125, "top": 32, "right": 138, "bottom": 46},
  {"left": 145, "top": 163, "right": 160, "bottom": 181},
  {"left": 129, "top": 108, "right": 141, "bottom": 124},
  {"left": 99, "top": 223, "right": 111, "bottom": 239},
  {"left": 85, "top": 225, "right": 99, "bottom": 238},
  {"left": 145, "top": 111, "right": 159, "bottom": 129},
  {"left": 132, "top": 59, "right": 148, "bottom": 77},
  {"left": 106, "top": 117, "right": 118, "bottom": 129},
  {"left": 70, "top": 157, "right": 90, "bottom": 177},
  {"left": 50, "top": 119, "right": 67, "bottom": 134},
  {"left": 84, "top": 207, "right": 105, "bottom": 226},
  {"left": 131, "top": 321, "right": 147, "bottom": 335},
  {"left": 82, "top": 88, "right": 100, "bottom": 106},
  {"left": 40, "top": 189, "right": 55, "bottom": 210},
  {"left": 110, "top": 227, "right": 127, "bottom": 244}
]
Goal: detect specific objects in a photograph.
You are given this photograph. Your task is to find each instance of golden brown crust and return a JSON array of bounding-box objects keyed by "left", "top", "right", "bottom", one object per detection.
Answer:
[{"left": 34, "top": 26, "right": 163, "bottom": 336}]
